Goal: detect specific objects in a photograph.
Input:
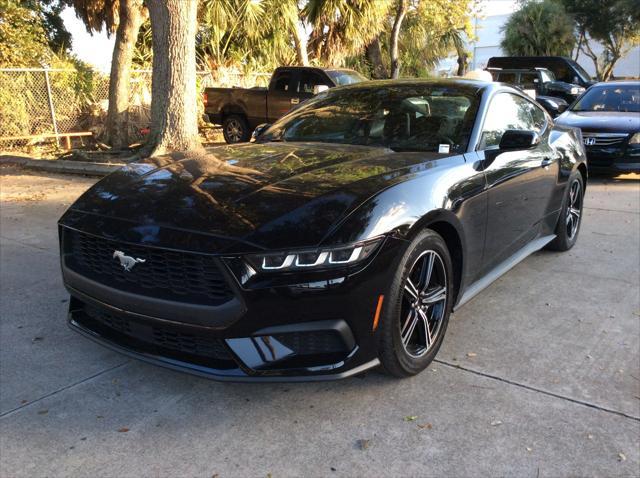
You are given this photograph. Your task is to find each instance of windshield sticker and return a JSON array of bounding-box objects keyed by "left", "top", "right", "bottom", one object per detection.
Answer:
[{"left": 438, "top": 144, "right": 450, "bottom": 154}]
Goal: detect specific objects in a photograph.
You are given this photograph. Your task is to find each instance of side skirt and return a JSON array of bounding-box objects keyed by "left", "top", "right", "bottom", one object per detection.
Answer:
[{"left": 454, "top": 234, "right": 556, "bottom": 311}]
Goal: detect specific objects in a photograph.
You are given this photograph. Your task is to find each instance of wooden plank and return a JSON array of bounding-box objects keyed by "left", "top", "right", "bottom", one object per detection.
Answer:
[{"left": 0, "top": 132, "right": 93, "bottom": 142}]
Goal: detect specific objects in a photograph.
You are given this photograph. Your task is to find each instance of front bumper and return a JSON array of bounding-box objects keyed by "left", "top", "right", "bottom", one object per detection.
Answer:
[
  {"left": 61, "top": 227, "right": 405, "bottom": 381},
  {"left": 585, "top": 145, "right": 640, "bottom": 174},
  {"left": 68, "top": 297, "right": 380, "bottom": 382}
]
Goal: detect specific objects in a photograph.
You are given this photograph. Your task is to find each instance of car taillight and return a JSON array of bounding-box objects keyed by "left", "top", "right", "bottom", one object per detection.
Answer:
[{"left": 202, "top": 91, "right": 208, "bottom": 106}]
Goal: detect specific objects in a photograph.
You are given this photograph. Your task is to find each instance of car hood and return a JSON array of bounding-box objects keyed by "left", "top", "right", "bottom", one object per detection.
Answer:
[
  {"left": 555, "top": 110, "right": 640, "bottom": 133},
  {"left": 64, "top": 142, "right": 453, "bottom": 250},
  {"left": 546, "top": 80, "right": 580, "bottom": 92}
]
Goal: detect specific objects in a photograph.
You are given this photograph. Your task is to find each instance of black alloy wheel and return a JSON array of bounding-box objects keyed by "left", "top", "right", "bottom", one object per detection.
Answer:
[{"left": 379, "top": 229, "right": 453, "bottom": 377}]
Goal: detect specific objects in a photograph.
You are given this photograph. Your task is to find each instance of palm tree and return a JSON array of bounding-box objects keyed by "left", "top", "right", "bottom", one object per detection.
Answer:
[
  {"left": 66, "top": 0, "right": 146, "bottom": 150},
  {"left": 304, "top": 0, "right": 393, "bottom": 66},
  {"left": 394, "top": 0, "right": 474, "bottom": 78},
  {"left": 198, "top": 0, "right": 304, "bottom": 71}
]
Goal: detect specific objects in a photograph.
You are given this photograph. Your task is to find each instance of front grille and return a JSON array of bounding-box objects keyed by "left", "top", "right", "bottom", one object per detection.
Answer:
[
  {"left": 64, "top": 230, "right": 234, "bottom": 306},
  {"left": 83, "top": 304, "right": 234, "bottom": 362},
  {"left": 583, "top": 133, "right": 628, "bottom": 147}
]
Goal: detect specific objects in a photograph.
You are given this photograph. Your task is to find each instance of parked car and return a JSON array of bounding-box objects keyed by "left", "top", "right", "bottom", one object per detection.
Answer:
[
  {"left": 486, "top": 66, "right": 582, "bottom": 103},
  {"left": 204, "top": 66, "right": 367, "bottom": 143},
  {"left": 487, "top": 56, "right": 595, "bottom": 88},
  {"left": 59, "top": 79, "right": 587, "bottom": 382},
  {"left": 554, "top": 80, "right": 640, "bottom": 174}
]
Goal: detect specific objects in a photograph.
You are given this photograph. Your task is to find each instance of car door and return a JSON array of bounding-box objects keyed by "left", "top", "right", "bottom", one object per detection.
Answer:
[
  {"left": 477, "top": 92, "right": 558, "bottom": 272},
  {"left": 267, "top": 70, "right": 296, "bottom": 123}
]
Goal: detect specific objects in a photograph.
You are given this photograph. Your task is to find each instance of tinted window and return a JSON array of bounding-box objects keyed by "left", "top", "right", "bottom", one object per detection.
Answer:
[
  {"left": 497, "top": 72, "right": 516, "bottom": 83},
  {"left": 262, "top": 86, "right": 480, "bottom": 153},
  {"left": 571, "top": 85, "right": 640, "bottom": 113},
  {"left": 325, "top": 69, "right": 368, "bottom": 85},
  {"left": 273, "top": 73, "right": 292, "bottom": 92},
  {"left": 520, "top": 73, "right": 539, "bottom": 90},
  {"left": 297, "top": 71, "right": 330, "bottom": 94},
  {"left": 479, "top": 93, "right": 546, "bottom": 149},
  {"left": 540, "top": 70, "right": 555, "bottom": 82}
]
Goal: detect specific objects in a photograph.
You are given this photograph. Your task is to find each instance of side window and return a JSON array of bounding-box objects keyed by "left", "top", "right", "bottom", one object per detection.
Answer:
[
  {"left": 273, "top": 73, "right": 292, "bottom": 92},
  {"left": 297, "top": 72, "right": 329, "bottom": 94},
  {"left": 529, "top": 101, "right": 547, "bottom": 132},
  {"left": 554, "top": 64, "right": 570, "bottom": 83},
  {"left": 479, "top": 93, "right": 546, "bottom": 150},
  {"left": 520, "top": 73, "right": 539, "bottom": 90},
  {"left": 497, "top": 72, "right": 516, "bottom": 84}
]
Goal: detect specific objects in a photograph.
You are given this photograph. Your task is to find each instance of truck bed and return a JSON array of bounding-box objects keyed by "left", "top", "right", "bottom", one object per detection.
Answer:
[{"left": 204, "top": 87, "right": 268, "bottom": 128}]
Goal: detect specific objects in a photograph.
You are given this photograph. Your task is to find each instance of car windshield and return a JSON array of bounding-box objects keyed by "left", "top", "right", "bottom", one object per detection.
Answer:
[
  {"left": 261, "top": 85, "right": 480, "bottom": 153},
  {"left": 325, "top": 69, "right": 368, "bottom": 85},
  {"left": 570, "top": 60, "right": 592, "bottom": 82},
  {"left": 571, "top": 85, "right": 640, "bottom": 113}
]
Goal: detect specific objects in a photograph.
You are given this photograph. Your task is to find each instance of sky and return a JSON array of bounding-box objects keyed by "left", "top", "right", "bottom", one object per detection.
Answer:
[
  {"left": 62, "top": 0, "right": 519, "bottom": 73},
  {"left": 61, "top": 6, "right": 115, "bottom": 72}
]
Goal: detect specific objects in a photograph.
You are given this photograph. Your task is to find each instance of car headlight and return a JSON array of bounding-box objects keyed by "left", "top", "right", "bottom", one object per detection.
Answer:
[
  {"left": 629, "top": 132, "right": 640, "bottom": 144},
  {"left": 570, "top": 87, "right": 585, "bottom": 95},
  {"left": 245, "top": 237, "right": 384, "bottom": 272}
]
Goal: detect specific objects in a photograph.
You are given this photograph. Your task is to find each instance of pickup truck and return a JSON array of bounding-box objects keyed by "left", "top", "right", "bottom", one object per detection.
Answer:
[
  {"left": 486, "top": 67, "right": 585, "bottom": 103},
  {"left": 203, "top": 66, "right": 367, "bottom": 143}
]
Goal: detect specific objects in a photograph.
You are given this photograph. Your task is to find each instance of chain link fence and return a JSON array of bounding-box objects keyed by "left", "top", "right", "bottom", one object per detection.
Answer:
[{"left": 0, "top": 68, "right": 270, "bottom": 152}]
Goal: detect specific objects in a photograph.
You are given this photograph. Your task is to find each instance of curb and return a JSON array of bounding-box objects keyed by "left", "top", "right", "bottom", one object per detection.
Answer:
[{"left": 0, "top": 155, "right": 124, "bottom": 176}]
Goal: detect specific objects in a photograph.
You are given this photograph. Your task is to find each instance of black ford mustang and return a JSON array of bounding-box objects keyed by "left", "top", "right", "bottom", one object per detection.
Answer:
[
  {"left": 59, "top": 79, "right": 587, "bottom": 381},
  {"left": 554, "top": 80, "right": 640, "bottom": 174}
]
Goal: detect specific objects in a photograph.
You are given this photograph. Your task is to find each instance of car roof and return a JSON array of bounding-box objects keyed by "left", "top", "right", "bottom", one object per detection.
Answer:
[
  {"left": 487, "top": 67, "right": 550, "bottom": 72},
  {"left": 334, "top": 77, "right": 496, "bottom": 93},
  {"left": 591, "top": 80, "right": 639, "bottom": 86}
]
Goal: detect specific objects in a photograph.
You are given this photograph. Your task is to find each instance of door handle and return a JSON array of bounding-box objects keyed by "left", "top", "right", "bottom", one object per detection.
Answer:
[
  {"left": 541, "top": 157, "right": 554, "bottom": 168},
  {"left": 290, "top": 98, "right": 300, "bottom": 105}
]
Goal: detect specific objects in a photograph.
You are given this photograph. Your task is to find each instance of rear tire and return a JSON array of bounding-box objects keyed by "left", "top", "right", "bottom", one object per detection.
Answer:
[
  {"left": 222, "top": 115, "right": 250, "bottom": 143},
  {"left": 546, "top": 171, "right": 584, "bottom": 251},
  {"left": 379, "top": 229, "right": 453, "bottom": 378}
]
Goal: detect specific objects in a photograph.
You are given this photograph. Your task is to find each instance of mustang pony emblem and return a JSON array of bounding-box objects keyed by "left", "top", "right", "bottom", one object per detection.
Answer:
[{"left": 113, "top": 250, "right": 146, "bottom": 272}]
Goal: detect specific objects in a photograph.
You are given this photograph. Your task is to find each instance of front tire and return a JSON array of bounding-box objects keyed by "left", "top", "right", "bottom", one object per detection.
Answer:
[
  {"left": 379, "top": 229, "right": 453, "bottom": 378},
  {"left": 222, "top": 115, "right": 250, "bottom": 143},
  {"left": 547, "top": 172, "right": 584, "bottom": 251}
]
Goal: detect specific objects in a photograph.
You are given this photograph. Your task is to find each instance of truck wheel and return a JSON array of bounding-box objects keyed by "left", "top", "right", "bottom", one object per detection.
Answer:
[{"left": 222, "top": 115, "right": 250, "bottom": 143}]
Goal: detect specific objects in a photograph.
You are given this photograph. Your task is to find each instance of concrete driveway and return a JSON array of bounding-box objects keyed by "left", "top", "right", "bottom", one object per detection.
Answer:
[{"left": 1, "top": 166, "right": 639, "bottom": 477}]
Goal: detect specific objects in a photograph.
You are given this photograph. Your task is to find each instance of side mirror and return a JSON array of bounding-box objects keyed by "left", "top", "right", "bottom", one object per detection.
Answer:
[
  {"left": 313, "top": 84, "right": 329, "bottom": 95},
  {"left": 252, "top": 123, "right": 271, "bottom": 141},
  {"left": 536, "top": 97, "right": 568, "bottom": 117},
  {"left": 499, "top": 130, "right": 540, "bottom": 150}
]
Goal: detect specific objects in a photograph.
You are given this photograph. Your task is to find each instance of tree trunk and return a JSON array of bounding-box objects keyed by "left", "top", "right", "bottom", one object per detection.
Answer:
[
  {"left": 456, "top": 43, "right": 468, "bottom": 76},
  {"left": 456, "top": 52, "right": 468, "bottom": 76},
  {"left": 601, "top": 56, "right": 618, "bottom": 81},
  {"left": 292, "top": 22, "right": 309, "bottom": 66},
  {"left": 366, "top": 36, "right": 388, "bottom": 79},
  {"left": 573, "top": 29, "right": 584, "bottom": 61},
  {"left": 390, "top": 0, "right": 408, "bottom": 79},
  {"left": 144, "top": 0, "right": 200, "bottom": 157},
  {"left": 580, "top": 38, "right": 602, "bottom": 80},
  {"left": 104, "top": 0, "right": 144, "bottom": 150}
]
